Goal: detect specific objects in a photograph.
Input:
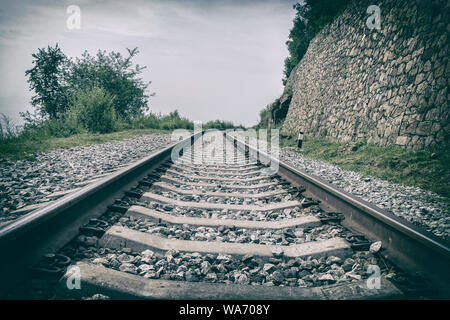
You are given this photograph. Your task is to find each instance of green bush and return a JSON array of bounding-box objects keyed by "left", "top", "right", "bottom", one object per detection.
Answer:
[
  {"left": 159, "top": 111, "right": 194, "bottom": 130},
  {"left": 24, "top": 45, "right": 150, "bottom": 123},
  {"left": 67, "top": 87, "right": 117, "bottom": 133}
]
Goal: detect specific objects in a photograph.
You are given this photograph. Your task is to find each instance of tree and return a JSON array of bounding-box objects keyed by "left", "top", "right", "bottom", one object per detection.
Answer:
[
  {"left": 25, "top": 44, "right": 69, "bottom": 119},
  {"left": 66, "top": 87, "right": 116, "bottom": 133},
  {"left": 67, "top": 47, "right": 151, "bottom": 120}
]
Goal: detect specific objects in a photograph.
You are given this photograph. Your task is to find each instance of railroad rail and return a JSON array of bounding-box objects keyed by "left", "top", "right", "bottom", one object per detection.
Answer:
[{"left": 0, "top": 130, "right": 449, "bottom": 299}]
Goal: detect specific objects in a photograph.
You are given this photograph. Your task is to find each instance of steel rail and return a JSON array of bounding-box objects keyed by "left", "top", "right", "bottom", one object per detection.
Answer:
[
  {"left": 225, "top": 132, "right": 450, "bottom": 298},
  {"left": 0, "top": 133, "right": 200, "bottom": 297}
]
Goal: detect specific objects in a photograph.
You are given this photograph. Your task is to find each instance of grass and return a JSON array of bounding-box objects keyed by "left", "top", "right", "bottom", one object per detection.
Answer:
[
  {"left": 0, "top": 128, "right": 171, "bottom": 160},
  {"left": 280, "top": 134, "right": 450, "bottom": 200}
]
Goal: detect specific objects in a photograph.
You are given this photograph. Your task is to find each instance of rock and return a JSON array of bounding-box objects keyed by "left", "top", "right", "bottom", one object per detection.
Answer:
[
  {"left": 200, "top": 261, "right": 211, "bottom": 275},
  {"left": 165, "top": 253, "right": 174, "bottom": 263},
  {"left": 143, "top": 271, "right": 157, "bottom": 279},
  {"left": 155, "top": 260, "right": 166, "bottom": 268},
  {"left": 84, "top": 294, "right": 110, "bottom": 300},
  {"left": 216, "top": 254, "right": 232, "bottom": 262},
  {"left": 297, "top": 279, "right": 307, "bottom": 287},
  {"left": 175, "top": 271, "right": 185, "bottom": 280},
  {"left": 205, "top": 273, "right": 217, "bottom": 281},
  {"left": 185, "top": 270, "right": 199, "bottom": 282},
  {"left": 138, "top": 264, "right": 154, "bottom": 273},
  {"left": 242, "top": 254, "right": 254, "bottom": 263},
  {"left": 271, "top": 247, "right": 284, "bottom": 258},
  {"left": 271, "top": 271, "right": 284, "bottom": 284},
  {"left": 250, "top": 234, "right": 259, "bottom": 243},
  {"left": 294, "top": 229, "right": 304, "bottom": 237},
  {"left": 347, "top": 273, "right": 362, "bottom": 281},
  {"left": 141, "top": 249, "right": 154, "bottom": 257},
  {"left": 249, "top": 267, "right": 260, "bottom": 275},
  {"left": 234, "top": 274, "right": 249, "bottom": 285},
  {"left": 369, "top": 241, "right": 382, "bottom": 253},
  {"left": 301, "top": 260, "right": 313, "bottom": 270},
  {"left": 109, "top": 258, "right": 121, "bottom": 269},
  {"left": 286, "top": 267, "right": 299, "bottom": 278},
  {"left": 263, "top": 263, "right": 275, "bottom": 272},
  {"left": 298, "top": 270, "right": 311, "bottom": 278},
  {"left": 117, "top": 253, "right": 132, "bottom": 263},
  {"left": 318, "top": 274, "right": 335, "bottom": 282},
  {"left": 301, "top": 199, "right": 317, "bottom": 208},
  {"left": 342, "top": 258, "right": 355, "bottom": 273},
  {"left": 215, "top": 263, "right": 227, "bottom": 273},
  {"left": 163, "top": 205, "right": 174, "bottom": 211},
  {"left": 92, "top": 258, "right": 109, "bottom": 266},
  {"left": 84, "top": 236, "right": 98, "bottom": 247},
  {"left": 326, "top": 256, "right": 342, "bottom": 265},
  {"left": 119, "top": 263, "right": 137, "bottom": 274},
  {"left": 141, "top": 255, "right": 153, "bottom": 264}
]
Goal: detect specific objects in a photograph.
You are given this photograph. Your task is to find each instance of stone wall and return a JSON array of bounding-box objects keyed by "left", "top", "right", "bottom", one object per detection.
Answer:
[{"left": 281, "top": 0, "right": 449, "bottom": 150}]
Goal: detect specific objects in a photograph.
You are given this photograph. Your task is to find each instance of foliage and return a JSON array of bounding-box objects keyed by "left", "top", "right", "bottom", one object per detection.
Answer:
[
  {"left": 283, "top": 0, "right": 350, "bottom": 84},
  {"left": 204, "top": 120, "right": 242, "bottom": 130},
  {"left": 14, "top": 43, "right": 245, "bottom": 151},
  {"left": 66, "top": 87, "right": 117, "bottom": 134},
  {"left": 67, "top": 48, "right": 150, "bottom": 120},
  {"left": 25, "top": 45, "right": 150, "bottom": 125},
  {"left": 256, "top": 103, "right": 273, "bottom": 129},
  {"left": 25, "top": 44, "right": 69, "bottom": 119}
]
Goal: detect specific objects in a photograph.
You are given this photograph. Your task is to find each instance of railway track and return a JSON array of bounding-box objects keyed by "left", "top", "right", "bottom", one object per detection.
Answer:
[{"left": 0, "top": 130, "right": 449, "bottom": 299}]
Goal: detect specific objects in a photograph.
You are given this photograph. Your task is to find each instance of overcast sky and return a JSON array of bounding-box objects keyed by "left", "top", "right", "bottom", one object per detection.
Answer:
[{"left": 0, "top": 0, "right": 296, "bottom": 127}]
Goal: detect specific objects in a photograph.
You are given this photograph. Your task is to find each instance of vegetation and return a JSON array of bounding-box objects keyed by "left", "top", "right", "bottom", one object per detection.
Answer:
[
  {"left": 0, "top": 44, "right": 245, "bottom": 159},
  {"left": 256, "top": 102, "right": 276, "bottom": 129},
  {"left": 66, "top": 87, "right": 117, "bottom": 134},
  {"left": 0, "top": 110, "right": 243, "bottom": 159},
  {"left": 283, "top": 0, "right": 350, "bottom": 84},
  {"left": 0, "top": 128, "right": 169, "bottom": 160},
  {"left": 280, "top": 135, "right": 450, "bottom": 199}
]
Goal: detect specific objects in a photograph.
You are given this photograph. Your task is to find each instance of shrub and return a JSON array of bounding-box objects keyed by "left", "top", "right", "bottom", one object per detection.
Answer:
[
  {"left": 25, "top": 45, "right": 151, "bottom": 122},
  {"left": 25, "top": 44, "right": 69, "bottom": 119},
  {"left": 68, "top": 47, "right": 151, "bottom": 120},
  {"left": 67, "top": 87, "right": 117, "bottom": 133}
]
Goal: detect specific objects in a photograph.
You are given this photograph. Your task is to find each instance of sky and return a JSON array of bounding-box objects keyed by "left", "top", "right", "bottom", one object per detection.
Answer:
[{"left": 0, "top": 0, "right": 296, "bottom": 127}]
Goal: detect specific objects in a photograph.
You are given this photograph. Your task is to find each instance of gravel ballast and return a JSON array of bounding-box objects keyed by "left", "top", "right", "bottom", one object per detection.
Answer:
[
  {"left": 0, "top": 133, "right": 171, "bottom": 225},
  {"left": 63, "top": 240, "right": 390, "bottom": 289}
]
